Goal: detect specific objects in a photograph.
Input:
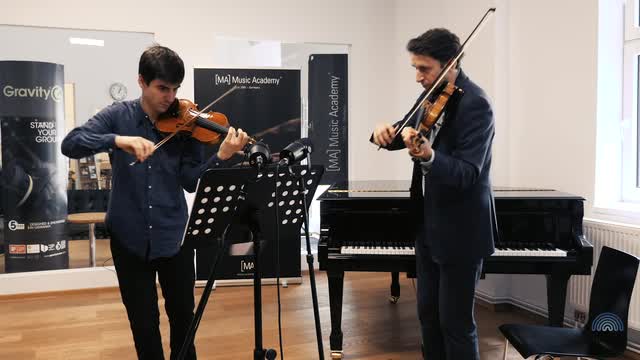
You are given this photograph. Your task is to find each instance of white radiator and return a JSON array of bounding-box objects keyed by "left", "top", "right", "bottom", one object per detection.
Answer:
[{"left": 569, "top": 219, "right": 640, "bottom": 330}]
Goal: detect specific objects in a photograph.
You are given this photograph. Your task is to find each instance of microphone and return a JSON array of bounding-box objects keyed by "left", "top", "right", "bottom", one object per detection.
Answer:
[
  {"left": 247, "top": 141, "right": 271, "bottom": 169},
  {"left": 278, "top": 138, "right": 313, "bottom": 166}
]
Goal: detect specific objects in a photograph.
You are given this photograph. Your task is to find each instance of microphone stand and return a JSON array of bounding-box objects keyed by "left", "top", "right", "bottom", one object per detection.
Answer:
[
  {"left": 252, "top": 223, "right": 278, "bottom": 360},
  {"left": 247, "top": 143, "right": 278, "bottom": 360},
  {"left": 287, "top": 155, "right": 325, "bottom": 360}
]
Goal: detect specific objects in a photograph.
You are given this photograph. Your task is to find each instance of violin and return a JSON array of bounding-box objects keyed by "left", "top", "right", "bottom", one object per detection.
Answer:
[
  {"left": 418, "top": 82, "right": 456, "bottom": 133},
  {"left": 408, "top": 82, "right": 460, "bottom": 156},
  {"left": 155, "top": 98, "right": 257, "bottom": 145},
  {"left": 140, "top": 97, "right": 257, "bottom": 164},
  {"left": 128, "top": 85, "right": 255, "bottom": 166}
]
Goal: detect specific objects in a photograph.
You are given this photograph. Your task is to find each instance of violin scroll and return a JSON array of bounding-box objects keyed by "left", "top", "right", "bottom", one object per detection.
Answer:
[{"left": 401, "top": 127, "right": 429, "bottom": 159}]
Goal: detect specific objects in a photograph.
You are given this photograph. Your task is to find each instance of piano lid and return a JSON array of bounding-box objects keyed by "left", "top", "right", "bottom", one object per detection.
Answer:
[{"left": 318, "top": 180, "right": 585, "bottom": 201}]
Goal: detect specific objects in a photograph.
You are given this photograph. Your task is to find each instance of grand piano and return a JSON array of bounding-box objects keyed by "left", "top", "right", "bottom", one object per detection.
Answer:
[{"left": 318, "top": 180, "right": 593, "bottom": 359}]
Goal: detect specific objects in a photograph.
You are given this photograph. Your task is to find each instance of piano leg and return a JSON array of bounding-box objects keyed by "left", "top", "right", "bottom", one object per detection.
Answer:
[
  {"left": 545, "top": 273, "right": 571, "bottom": 327},
  {"left": 390, "top": 272, "right": 400, "bottom": 304},
  {"left": 328, "top": 270, "right": 345, "bottom": 359}
]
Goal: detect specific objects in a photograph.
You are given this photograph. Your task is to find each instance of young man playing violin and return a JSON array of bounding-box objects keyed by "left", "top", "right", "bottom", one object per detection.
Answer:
[
  {"left": 372, "top": 28, "right": 496, "bottom": 360},
  {"left": 62, "top": 45, "right": 249, "bottom": 360}
]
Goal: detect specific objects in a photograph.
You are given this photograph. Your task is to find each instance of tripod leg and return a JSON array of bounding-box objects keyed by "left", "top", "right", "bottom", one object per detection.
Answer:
[
  {"left": 389, "top": 272, "right": 400, "bottom": 304},
  {"left": 307, "top": 253, "right": 325, "bottom": 359},
  {"left": 265, "top": 349, "right": 277, "bottom": 359},
  {"left": 251, "top": 232, "right": 277, "bottom": 360},
  {"left": 253, "top": 234, "right": 266, "bottom": 360},
  {"left": 328, "top": 270, "right": 345, "bottom": 359},
  {"left": 177, "top": 240, "right": 229, "bottom": 360},
  {"left": 299, "top": 174, "right": 325, "bottom": 359}
]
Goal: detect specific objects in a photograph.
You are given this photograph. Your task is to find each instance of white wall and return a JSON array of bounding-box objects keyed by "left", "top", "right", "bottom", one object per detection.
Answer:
[
  {"left": 0, "top": 0, "right": 399, "bottom": 293},
  {"left": 0, "top": 0, "right": 398, "bottom": 183},
  {"left": 1, "top": 0, "right": 606, "bottom": 318},
  {"left": 0, "top": 25, "right": 153, "bottom": 126},
  {"left": 0, "top": 0, "right": 601, "bottom": 205},
  {"left": 507, "top": 0, "right": 598, "bottom": 208},
  {"left": 502, "top": 0, "right": 599, "bottom": 315}
]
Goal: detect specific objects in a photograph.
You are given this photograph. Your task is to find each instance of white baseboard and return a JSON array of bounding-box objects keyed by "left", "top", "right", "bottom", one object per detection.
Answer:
[
  {"left": 0, "top": 266, "right": 119, "bottom": 296},
  {"left": 474, "top": 289, "right": 569, "bottom": 325},
  {"left": 0, "top": 266, "right": 304, "bottom": 296},
  {"left": 196, "top": 277, "right": 302, "bottom": 288},
  {"left": 0, "top": 250, "right": 317, "bottom": 296}
]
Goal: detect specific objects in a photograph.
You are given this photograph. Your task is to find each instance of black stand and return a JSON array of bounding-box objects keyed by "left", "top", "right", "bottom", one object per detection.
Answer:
[
  {"left": 252, "top": 226, "right": 277, "bottom": 360},
  {"left": 291, "top": 164, "right": 325, "bottom": 360},
  {"left": 177, "top": 164, "right": 324, "bottom": 360}
]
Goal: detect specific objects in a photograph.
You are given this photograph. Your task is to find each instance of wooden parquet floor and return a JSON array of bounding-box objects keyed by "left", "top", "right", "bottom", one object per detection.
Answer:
[{"left": 0, "top": 241, "right": 635, "bottom": 359}]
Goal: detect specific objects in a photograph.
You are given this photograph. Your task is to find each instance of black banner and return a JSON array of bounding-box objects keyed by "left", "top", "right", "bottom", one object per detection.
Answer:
[
  {"left": 194, "top": 68, "right": 301, "bottom": 155},
  {"left": 308, "top": 54, "right": 348, "bottom": 185},
  {"left": 0, "top": 61, "right": 68, "bottom": 272},
  {"left": 193, "top": 68, "right": 302, "bottom": 281}
]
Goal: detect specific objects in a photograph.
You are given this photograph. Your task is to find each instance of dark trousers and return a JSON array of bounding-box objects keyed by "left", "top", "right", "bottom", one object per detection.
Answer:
[
  {"left": 111, "top": 240, "right": 197, "bottom": 360},
  {"left": 416, "top": 239, "right": 483, "bottom": 360}
]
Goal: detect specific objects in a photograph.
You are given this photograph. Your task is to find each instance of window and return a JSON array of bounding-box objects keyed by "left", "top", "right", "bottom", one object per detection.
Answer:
[
  {"left": 593, "top": 0, "right": 640, "bottom": 222},
  {"left": 623, "top": 0, "right": 640, "bottom": 202}
]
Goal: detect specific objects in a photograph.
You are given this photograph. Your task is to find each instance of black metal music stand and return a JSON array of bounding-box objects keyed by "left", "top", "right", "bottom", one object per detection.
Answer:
[{"left": 177, "top": 164, "right": 324, "bottom": 360}]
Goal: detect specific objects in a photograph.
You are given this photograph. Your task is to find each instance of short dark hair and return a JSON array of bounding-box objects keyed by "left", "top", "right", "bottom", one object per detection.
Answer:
[
  {"left": 407, "top": 28, "right": 462, "bottom": 68},
  {"left": 138, "top": 45, "right": 185, "bottom": 85}
]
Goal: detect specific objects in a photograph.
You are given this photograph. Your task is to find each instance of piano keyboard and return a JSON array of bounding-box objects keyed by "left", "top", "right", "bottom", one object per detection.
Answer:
[
  {"left": 340, "top": 245, "right": 415, "bottom": 255},
  {"left": 339, "top": 246, "right": 567, "bottom": 257},
  {"left": 493, "top": 248, "right": 567, "bottom": 257}
]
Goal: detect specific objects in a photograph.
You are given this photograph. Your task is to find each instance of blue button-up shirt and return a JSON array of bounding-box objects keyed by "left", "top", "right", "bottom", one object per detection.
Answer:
[{"left": 62, "top": 99, "right": 225, "bottom": 260}]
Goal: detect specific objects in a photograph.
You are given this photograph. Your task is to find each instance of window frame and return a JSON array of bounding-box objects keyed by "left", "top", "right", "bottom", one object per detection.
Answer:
[
  {"left": 622, "top": 41, "right": 640, "bottom": 202},
  {"left": 625, "top": 0, "right": 640, "bottom": 41},
  {"left": 592, "top": 0, "right": 640, "bottom": 222},
  {"left": 621, "top": 0, "right": 640, "bottom": 203}
]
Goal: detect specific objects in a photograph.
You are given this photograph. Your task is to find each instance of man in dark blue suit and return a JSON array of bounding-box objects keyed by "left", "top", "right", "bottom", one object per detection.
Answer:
[{"left": 372, "top": 28, "right": 497, "bottom": 360}]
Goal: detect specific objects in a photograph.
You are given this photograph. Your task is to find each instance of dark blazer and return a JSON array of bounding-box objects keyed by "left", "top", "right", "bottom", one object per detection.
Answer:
[{"left": 379, "top": 70, "right": 497, "bottom": 263}]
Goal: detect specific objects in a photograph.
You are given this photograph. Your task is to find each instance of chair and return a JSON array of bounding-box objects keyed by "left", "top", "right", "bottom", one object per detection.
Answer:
[{"left": 499, "top": 246, "right": 639, "bottom": 360}]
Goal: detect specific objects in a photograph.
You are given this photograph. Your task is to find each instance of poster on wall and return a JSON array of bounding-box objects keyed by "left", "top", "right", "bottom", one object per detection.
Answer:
[
  {"left": 194, "top": 68, "right": 301, "bottom": 156},
  {"left": 308, "top": 54, "right": 348, "bottom": 185},
  {"left": 193, "top": 67, "right": 302, "bottom": 281},
  {"left": 0, "top": 61, "right": 68, "bottom": 273}
]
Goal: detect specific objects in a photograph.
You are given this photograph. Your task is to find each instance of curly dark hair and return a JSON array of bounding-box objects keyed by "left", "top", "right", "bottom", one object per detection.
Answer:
[
  {"left": 138, "top": 45, "right": 185, "bottom": 85},
  {"left": 407, "top": 28, "right": 462, "bottom": 69}
]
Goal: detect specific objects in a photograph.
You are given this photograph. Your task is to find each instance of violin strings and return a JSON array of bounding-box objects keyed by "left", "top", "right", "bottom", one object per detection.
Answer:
[{"left": 153, "top": 85, "right": 239, "bottom": 150}]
